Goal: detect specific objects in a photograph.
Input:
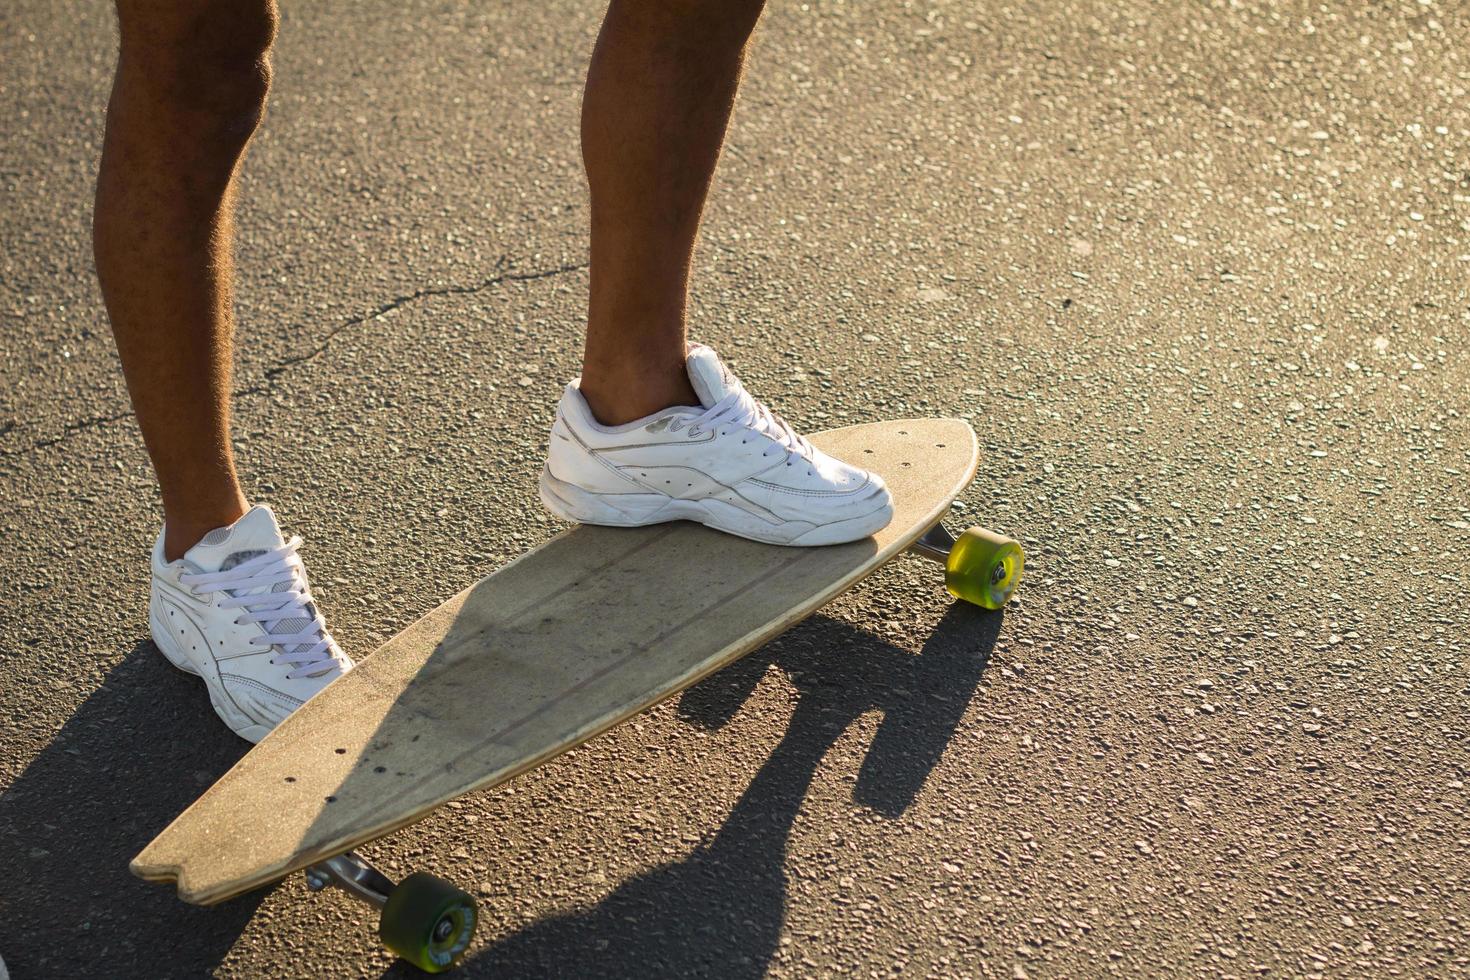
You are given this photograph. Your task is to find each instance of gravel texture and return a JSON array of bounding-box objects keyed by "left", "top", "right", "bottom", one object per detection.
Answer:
[{"left": 1, "top": 0, "right": 1467, "bottom": 977}]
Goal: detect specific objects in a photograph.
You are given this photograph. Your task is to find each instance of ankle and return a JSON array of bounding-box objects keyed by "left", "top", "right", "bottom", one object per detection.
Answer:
[
  {"left": 162, "top": 500, "right": 249, "bottom": 562},
  {"left": 580, "top": 361, "right": 699, "bottom": 426}
]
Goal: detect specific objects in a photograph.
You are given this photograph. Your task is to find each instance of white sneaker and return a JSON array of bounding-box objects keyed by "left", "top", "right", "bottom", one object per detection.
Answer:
[
  {"left": 149, "top": 504, "right": 352, "bottom": 743},
  {"left": 540, "top": 344, "right": 893, "bottom": 546}
]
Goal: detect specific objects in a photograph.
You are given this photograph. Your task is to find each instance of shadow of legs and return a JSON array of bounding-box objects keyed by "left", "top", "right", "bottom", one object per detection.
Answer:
[
  {"left": 453, "top": 604, "right": 1001, "bottom": 978},
  {"left": 0, "top": 641, "right": 262, "bottom": 977}
]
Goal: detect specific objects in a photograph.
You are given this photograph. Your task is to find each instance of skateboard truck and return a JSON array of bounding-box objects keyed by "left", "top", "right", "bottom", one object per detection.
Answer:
[
  {"left": 305, "top": 853, "right": 477, "bottom": 973},
  {"left": 305, "top": 852, "right": 392, "bottom": 908},
  {"left": 909, "top": 522, "right": 958, "bottom": 562}
]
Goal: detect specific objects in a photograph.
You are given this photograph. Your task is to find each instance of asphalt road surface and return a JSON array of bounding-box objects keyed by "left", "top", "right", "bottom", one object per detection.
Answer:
[{"left": 2, "top": 1, "right": 1468, "bottom": 977}]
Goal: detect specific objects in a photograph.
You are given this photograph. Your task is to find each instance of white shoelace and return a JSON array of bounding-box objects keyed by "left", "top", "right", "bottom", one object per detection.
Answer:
[
  {"left": 180, "top": 538, "right": 340, "bottom": 680},
  {"left": 683, "top": 385, "right": 816, "bottom": 462}
]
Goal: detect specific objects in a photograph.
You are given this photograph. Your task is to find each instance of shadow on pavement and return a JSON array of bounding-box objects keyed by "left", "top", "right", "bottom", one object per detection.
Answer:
[
  {"left": 448, "top": 601, "right": 1001, "bottom": 979},
  {"left": 0, "top": 640, "right": 262, "bottom": 978}
]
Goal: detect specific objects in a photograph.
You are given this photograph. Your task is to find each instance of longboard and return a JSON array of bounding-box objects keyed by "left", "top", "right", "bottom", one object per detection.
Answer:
[{"left": 132, "top": 418, "right": 1022, "bottom": 971}]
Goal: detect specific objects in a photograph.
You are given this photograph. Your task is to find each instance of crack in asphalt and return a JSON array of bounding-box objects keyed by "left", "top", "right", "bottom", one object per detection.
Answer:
[{"left": 0, "top": 258, "right": 588, "bottom": 460}]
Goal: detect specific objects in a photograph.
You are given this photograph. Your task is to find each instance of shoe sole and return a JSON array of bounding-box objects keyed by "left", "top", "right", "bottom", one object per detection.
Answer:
[{"left": 539, "top": 467, "right": 892, "bottom": 547}]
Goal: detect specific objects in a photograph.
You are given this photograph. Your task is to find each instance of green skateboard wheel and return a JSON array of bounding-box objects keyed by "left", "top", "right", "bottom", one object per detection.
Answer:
[
  {"left": 944, "top": 526, "right": 1024, "bottom": 609},
  {"left": 378, "top": 872, "right": 478, "bottom": 973}
]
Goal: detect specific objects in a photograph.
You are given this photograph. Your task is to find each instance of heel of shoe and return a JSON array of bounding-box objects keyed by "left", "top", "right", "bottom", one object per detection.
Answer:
[{"left": 539, "top": 467, "right": 676, "bottom": 527}]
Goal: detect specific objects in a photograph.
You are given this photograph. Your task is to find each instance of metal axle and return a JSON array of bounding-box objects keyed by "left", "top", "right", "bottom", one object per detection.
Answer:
[
  {"left": 304, "top": 852, "right": 395, "bottom": 909},
  {"left": 908, "top": 522, "right": 956, "bottom": 564}
]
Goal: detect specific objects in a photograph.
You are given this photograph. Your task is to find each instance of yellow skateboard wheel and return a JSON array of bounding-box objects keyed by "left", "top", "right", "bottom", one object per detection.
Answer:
[
  {"left": 944, "top": 526, "right": 1024, "bottom": 609},
  {"left": 378, "top": 872, "right": 478, "bottom": 973}
]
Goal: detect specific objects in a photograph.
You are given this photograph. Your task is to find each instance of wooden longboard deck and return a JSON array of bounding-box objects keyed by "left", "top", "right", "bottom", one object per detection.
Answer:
[{"left": 132, "top": 419, "right": 978, "bottom": 905}]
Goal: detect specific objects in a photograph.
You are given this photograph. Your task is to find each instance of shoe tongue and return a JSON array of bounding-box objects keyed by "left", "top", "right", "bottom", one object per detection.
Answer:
[
  {"left": 181, "top": 504, "right": 286, "bottom": 574},
  {"left": 686, "top": 344, "right": 743, "bottom": 409}
]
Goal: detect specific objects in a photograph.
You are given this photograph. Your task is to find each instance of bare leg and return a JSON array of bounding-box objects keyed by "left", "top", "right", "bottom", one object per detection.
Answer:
[
  {"left": 579, "top": 0, "right": 767, "bottom": 425},
  {"left": 95, "top": 0, "right": 278, "bottom": 558}
]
